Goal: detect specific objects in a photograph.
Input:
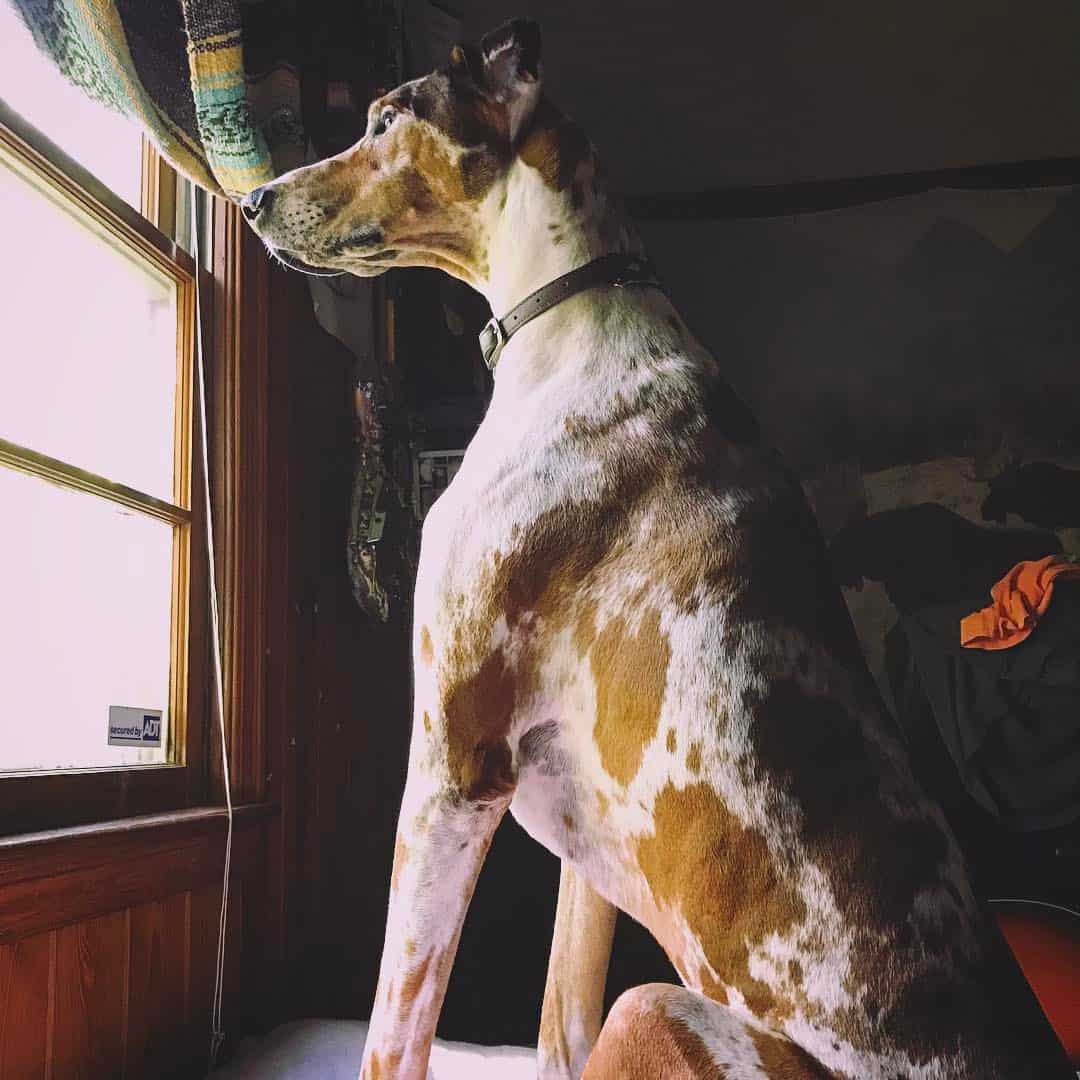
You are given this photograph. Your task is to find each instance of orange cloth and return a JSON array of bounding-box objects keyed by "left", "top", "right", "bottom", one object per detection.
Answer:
[{"left": 961, "top": 555, "right": 1080, "bottom": 651}]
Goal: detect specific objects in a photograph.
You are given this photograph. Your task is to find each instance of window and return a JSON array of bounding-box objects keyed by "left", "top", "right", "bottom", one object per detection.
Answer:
[
  {"left": 0, "top": 18, "right": 207, "bottom": 829},
  {"left": 0, "top": 2, "right": 144, "bottom": 208}
]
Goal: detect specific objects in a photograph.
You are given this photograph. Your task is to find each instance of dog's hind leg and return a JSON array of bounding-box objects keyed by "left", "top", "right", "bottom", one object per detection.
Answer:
[
  {"left": 357, "top": 763, "right": 509, "bottom": 1080},
  {"left": 538, "top": 862, "right": 618, "bottom": 1079},
  {"left": 582, "top": 984, "right": 834, "bottom": 1080}
]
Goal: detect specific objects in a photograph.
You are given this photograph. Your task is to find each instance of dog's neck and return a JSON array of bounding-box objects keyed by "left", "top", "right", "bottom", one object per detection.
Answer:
[{"left": 479, "top": 108, "right": 644, "bottom": 318}]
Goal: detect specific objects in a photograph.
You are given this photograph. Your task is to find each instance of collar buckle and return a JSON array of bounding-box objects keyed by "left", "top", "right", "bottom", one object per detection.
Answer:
[{"left": 479, "top": 315, "right": 507, "bottom": 371}]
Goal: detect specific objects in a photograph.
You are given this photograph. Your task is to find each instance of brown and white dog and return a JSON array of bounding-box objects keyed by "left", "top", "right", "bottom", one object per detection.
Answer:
[{"left": 242, "top": 19, "right": 1072, "bottom": 1080}]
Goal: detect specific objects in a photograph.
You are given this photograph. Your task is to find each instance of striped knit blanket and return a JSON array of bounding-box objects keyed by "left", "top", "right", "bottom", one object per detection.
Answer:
[{"left": 9, "top": 0, "right": 306, "bottom": 197}]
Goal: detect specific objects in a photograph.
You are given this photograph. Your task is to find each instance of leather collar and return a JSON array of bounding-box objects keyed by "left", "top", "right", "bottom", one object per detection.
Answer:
[{"left": 478, "top": 253, "right": 662, "bottom": 371}]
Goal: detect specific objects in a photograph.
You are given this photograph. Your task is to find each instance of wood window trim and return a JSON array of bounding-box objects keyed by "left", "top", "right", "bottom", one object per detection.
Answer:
[
  {"left": 0, "top": 102, "right": 214, "bottom": 835},
  {"left": 140, "top": 138, "right": 178, "bottom": 239},
  {"left": 142, "top": 144, "right": 278, "bottom": 806},
  {"left": 208, "top": 197, "right": 272, "bottom": 806}
]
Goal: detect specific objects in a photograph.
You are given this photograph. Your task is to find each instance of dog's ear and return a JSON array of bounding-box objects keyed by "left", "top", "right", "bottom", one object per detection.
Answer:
[{"left": 468, "top": 18, "right": 542, "bottom": 142}]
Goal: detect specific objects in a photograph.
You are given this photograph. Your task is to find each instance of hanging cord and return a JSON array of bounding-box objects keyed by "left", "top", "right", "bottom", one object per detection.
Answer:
[
  {"left": 987, "top": 897, "right": 1080, "bottom": 922},
  {"left": 191, "top": 190, "right": 234, "bottom": 1070}
]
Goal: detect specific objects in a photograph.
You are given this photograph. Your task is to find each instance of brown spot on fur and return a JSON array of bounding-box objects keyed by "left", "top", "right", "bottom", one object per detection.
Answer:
[
  {"left": 697, "top": 965, "right": 729, "bottom": 1004},
  {"left": 419, "top": 625, "right": 434, "bottom": 665},
  {"left": 590, "top": 608, "right": 671, "bottom": 786},
  {"left": 562, "top": 812, "right": 576, "bottom": 832},
  {"left": 441, "top": 645, "right": 517, "bottom": 801},
  {"left": 518, "top": 100, "right": 592, "bottom": 191},
  {"left": 573, "top": 597, "right": 597, "bottom": 656},
  {"left": 583, "top": 987, "right": 722, "bottom": 1079},
  {"left": 596, "top": 791, "right": 609, "bottom": 818},
  {"left": 565, "top": 387, "right": 655, "bottom": 442},
  {"left": 492, "top": 507, "right": 618, "bottom": 629},
  {"left": 666, "top": 728, "right": 677, "bottom": 753},
  {"left": 422, "top": 710, "right": 431, "bottom": 734},
  {"left": 637, "top": 782, "right": 806, "bottom": 1015},
  {"left": 749, "top": 1026, "right": 833, "bottom": 1078},
  {"left": 686, "top": 741, "right": 702, "bottom": 773},
  {"left": 411, "top": 66, "right": 509, "bottom": 150},
  {"left": 459, "top": 149, "right": 500, "bottom": 201},
  {"left": 390, "top": 836, "right": 408, "bottom": 893},
  {"left": 707, "top": 694, "right": 729, "bottom": 735},
  {"left": 399, "top": 950, "right": 433, "bottom": 1012}
]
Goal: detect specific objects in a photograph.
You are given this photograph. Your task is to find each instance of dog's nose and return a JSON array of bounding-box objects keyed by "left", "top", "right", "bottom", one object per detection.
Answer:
[{"left": 241, "top": 185, "right": 274, "bottom": 222}]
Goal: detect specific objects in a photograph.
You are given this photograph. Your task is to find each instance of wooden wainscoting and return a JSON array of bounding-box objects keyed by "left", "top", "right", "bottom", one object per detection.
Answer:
[{"left": 0, "top": 805, "right": 276, "bottom": 1079}]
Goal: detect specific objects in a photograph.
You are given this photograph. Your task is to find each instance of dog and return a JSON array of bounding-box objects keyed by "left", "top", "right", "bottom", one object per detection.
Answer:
[{"left": 242, "top": 19, "right": 1073, "bottom": 1079}]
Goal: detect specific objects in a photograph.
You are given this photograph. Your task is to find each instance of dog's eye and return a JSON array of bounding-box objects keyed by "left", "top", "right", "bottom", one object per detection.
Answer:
[{"left": 372, "top": 109, "right": 396, "bottom": 138}]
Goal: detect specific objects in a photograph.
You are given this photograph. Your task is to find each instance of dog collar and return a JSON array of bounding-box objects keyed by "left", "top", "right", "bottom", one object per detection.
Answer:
[{"left": 479, "top": 253, "right": 662, "bottom": 371}]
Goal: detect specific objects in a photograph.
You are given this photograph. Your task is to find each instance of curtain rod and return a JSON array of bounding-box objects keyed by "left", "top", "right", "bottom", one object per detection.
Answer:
[{"left": 624, "top": 155, "right": 1080, "bottom": 221}]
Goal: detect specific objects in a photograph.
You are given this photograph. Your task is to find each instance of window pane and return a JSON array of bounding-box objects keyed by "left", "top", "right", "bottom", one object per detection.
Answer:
[
  {"left": 0, "top": 466, "right": 173, "bottom": 773},
  {"left": 0, "top": 141, "right": 179, "bottom": 501},
  {"left": 0, "top": 3, "right": 143, "bottom": 208}
]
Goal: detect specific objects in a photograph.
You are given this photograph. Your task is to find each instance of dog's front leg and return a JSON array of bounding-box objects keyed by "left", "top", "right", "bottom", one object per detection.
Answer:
[
  {"left": 358, "top": 757, "right": 509, "bottom": 1080},
  {"left": 537, "top": 862, "right": 617, "bottom": 1079}
]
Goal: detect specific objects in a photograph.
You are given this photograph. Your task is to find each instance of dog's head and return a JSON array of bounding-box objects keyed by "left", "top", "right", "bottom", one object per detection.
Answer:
[{"left": 241, "top": 18, "right": 547, "bottom": 284}]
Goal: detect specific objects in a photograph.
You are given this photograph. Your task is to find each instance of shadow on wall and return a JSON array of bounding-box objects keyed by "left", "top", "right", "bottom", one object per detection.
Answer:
[{"left": 640, "top": 186, "right": 1080, "bottom": 473}]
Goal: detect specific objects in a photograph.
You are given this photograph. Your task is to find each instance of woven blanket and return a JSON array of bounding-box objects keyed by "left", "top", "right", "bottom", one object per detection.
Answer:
[{"left": 7, "top": 0, "right": 343, "bottom": 197}]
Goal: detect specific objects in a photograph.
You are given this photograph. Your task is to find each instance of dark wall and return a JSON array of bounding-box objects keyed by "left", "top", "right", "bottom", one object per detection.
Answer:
[
  {"left": 467, "top": 1, "right": 1080, "bottom": 192},
  {"left": 639, "top": 186, "right": 1080, "bottom": 473}
]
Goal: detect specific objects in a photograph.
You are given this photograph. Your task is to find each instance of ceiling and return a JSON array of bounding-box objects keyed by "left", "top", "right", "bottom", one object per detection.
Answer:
[{"left": 463, "top": 1, "right": 1080, "bottom": 195}]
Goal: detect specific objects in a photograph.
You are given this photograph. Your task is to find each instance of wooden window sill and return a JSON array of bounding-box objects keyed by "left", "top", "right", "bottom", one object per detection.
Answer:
[{"left": 0, "top": 803, "right": 278, "bottom": 943}]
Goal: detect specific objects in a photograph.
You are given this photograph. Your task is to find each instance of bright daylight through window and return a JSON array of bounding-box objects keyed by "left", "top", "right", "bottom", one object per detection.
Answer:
[{"left": 0, "top": 8, "right": 192, "bottom": 773}]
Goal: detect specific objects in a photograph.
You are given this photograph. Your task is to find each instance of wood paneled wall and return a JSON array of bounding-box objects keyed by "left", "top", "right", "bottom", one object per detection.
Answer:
[{"left": 0, "top": 808, "right": 272, "bottom": 1079}]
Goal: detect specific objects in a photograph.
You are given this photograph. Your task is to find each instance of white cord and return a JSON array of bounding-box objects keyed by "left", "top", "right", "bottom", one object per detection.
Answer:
[
  {"left": 191, "top": 191, "right": 234, "bottom": 1070},
  {"left": 987, "top": 897, "right": 1080, "bottom": 921}
]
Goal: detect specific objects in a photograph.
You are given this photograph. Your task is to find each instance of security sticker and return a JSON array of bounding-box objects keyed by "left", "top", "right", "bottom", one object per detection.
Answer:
[{"left": 108, "top": 706, "right": 163, "bottom": 748}]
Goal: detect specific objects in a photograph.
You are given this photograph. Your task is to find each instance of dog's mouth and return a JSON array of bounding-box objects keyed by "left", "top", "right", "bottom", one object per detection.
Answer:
[
  {"left": 266, "top": 247, "right": 346, "bottom": 278},
  {"left": 265, "top": 235, "right": 398, "bottom": 278}
]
